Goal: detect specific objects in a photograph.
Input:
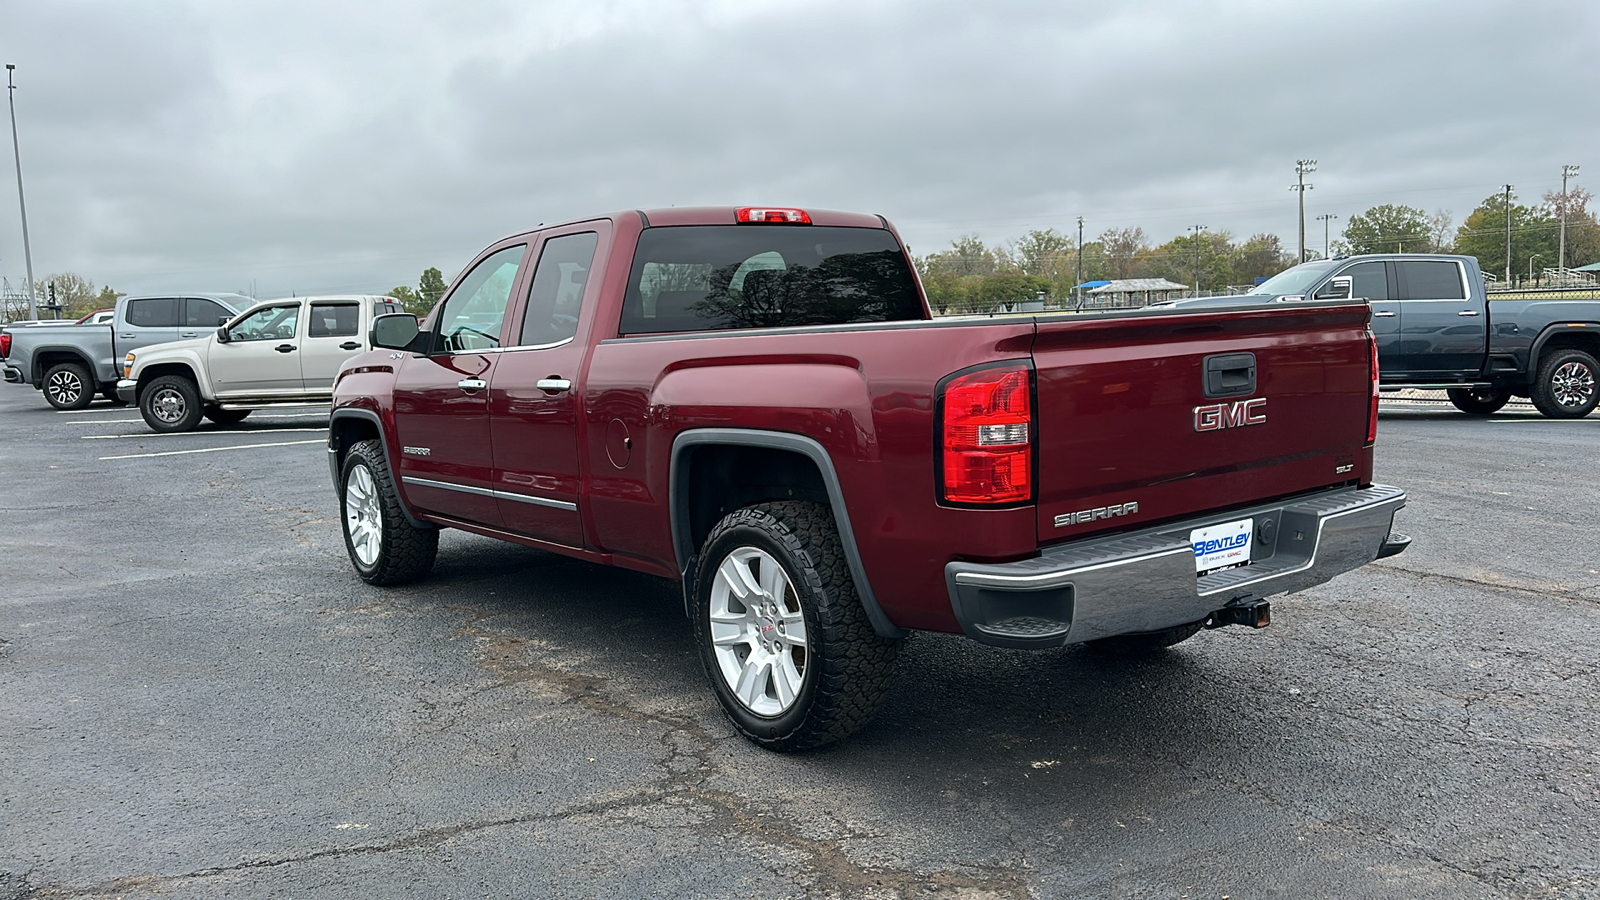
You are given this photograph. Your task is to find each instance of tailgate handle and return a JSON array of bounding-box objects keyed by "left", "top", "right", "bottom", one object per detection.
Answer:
[{"left": 1204, "top": 352, "right": 1256, "bottom": 398}]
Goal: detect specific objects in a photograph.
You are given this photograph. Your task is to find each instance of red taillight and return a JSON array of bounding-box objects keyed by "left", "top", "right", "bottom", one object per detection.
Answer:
[
  {"left": 1367, "top": 334, "right": 1380, "bottom": 444},
  {"left": 736, "top": 207, "right": 812, "bottom": 224},
  {"left": 940, "top": 363, "right": 1033, "bottom": 504},
  {"left": 0, "top": 332, "right": 9, "bottom": 358}
]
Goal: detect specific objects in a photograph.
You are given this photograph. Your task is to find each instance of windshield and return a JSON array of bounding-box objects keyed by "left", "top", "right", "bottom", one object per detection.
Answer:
[{"left": 1250, "top": 260, "right": 1338, "bottom": 296}]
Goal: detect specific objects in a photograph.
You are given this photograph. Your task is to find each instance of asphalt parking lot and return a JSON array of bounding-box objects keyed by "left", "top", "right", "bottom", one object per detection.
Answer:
[{"left": 1, "top": 388, "right": 1597, "bottom": 899}]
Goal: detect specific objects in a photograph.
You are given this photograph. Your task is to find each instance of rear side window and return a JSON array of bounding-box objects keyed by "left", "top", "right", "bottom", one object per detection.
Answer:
[
  {"left": 520, "top": 232, "right": 599, "bottom": 346},
  {"left": 127, "top": 298, "right": 179, "bottom": 328},
  {"left": 1397, "top": 261, "right": 1465, "bottom": 300},
  {"left": 619, "top": 225, "right": 922, "bottom": 335},
  {"left": 309, "top": 303, "right": 360, "bottom": 337},
  {"left": 184, "top": 298, "right": 232, "bottom": 328}
]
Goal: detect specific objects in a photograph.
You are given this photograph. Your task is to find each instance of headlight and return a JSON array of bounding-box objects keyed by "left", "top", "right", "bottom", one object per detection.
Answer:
[{"left": 123, "top": 352, "right": 135, "bottom": 379}]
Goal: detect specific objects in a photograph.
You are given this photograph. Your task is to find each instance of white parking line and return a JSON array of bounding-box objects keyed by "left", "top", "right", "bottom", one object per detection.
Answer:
[
  {"left": 99, "top": 439, "right": 325, "bottom": 461},
  {"left": 56, "top": 406, "right": 325, "bottom": 415},
  {"left": 62, "top": 413, "right": 329, "bottom": 426},
  {"left": 83, "top": 428, "right": 327, "bottom": 440}
]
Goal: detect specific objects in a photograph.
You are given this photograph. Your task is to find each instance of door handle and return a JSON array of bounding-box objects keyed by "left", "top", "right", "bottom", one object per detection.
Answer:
[
  {"left": 118, "top": 333, "right": 136, "bottom": 339},
  {"left": 180, "top": 332, "right": 199, "bottom": 338},
  {"left": 458, "top": 378, "right": 487, "bottom": 392},
  {"left": 1372, "top": 311, "right": 1396, "bottom": 318},
  {"left": 340, "top": 341, "right": 361, "bottom": 350},
  {"left": 1457, "top": 310, "right": 1480, "bottom": 316},
  {"left": 535, "top": 377, "right": 572, "bottom": 393},
  {"left": 275, "top": 344, "right": 297, "bottom": 353}
]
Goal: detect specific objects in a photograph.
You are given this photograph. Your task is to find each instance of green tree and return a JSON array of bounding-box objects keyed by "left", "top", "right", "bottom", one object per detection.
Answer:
[
  {"left": 1232, "top": 233, "right": 1293, "bottom": 285},
  {"left": 418, "top": 267, "right": 448, "bottom": 308},
  {"left": 1098, "top": 227, "right": 1147, "bottom": 279},
  {"left": 387, "top": 285, "right": 426, "bottom": 314},
  {"left": 1342, "top": 205, "right": 1430, "bottom": 255},
  {"left": 920, "top": 235, "right": 999, "bottom": 279},
  {"left": 1455, "top": 192, "right": 1557, "bottom": 283},
  {"left": 95, "top": 285, "right": 125, "bottom": 310},
  {"left": 1147, "top": 231, "right": 1235, "bottom": 291}
]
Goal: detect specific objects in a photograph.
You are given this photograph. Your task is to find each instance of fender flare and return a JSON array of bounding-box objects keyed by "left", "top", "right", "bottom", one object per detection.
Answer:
[
  {"left": 669, "top": 427, "right": 907, "bottom": 639},
  {"left": 30, "top": 346, "right": 97, "bottom": 385},
  {"left": 1528, "top": 322, "right": 1600, "bottom": 374},
  {"left": 328, "top": 407, "right": 434, "bottom": 530},
  {"left": 133, "top": 355, "right": 211, "bottom": 399}
]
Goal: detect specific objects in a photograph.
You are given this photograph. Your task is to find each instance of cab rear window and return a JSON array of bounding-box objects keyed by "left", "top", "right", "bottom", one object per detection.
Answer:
[{"left": 619, "top": 225, "right": 922, "bottom": 335}]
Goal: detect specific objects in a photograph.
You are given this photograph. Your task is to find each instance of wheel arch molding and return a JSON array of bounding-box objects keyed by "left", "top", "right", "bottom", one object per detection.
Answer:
[
  {"left": 669, "top": 428, "right": 908, "bottom": 639},
  {"left": 328, "top": 407, "right": 434, "bottom": 530},
  {"left": 1529, "top": 323, "right": 1600, "bottom": 372}
]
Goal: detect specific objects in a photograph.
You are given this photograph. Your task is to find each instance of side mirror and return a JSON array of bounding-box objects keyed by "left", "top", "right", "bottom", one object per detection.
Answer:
[
  {"left": 1316, "top": 276, "right": 1353, "bottom": 301},
  {"left": 215, "top": 325, "right": 231, "bottom": 343},
  {"left": 371, "top": 313, "right": 421, "bottom": 351}
]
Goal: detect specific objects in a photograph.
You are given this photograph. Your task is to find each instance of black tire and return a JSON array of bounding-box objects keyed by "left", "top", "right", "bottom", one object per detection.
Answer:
[
  {"left": 1085, "top": 620, "right": 1206, "bottom": 656},
  {"left": 203, "top": 407, "right": 251, "bottom": 425},
  {"left": 693, "top": 501, "right": 901, "bottom": 751},
  {"left": 1530, "top": 348, "right": 1599, "bottom": 419},
  {"left": 1446, "top": 387, "right": 1510, "bottom": 416},
  {"left": 340, "top": 438, "right": 438, "bottom": 586},
  {"left": 43, "top": 362, "right": 93, "bottom": 410},
  {"left": 138, "top": 375, "right": 203, "bottom": 433},
  {"left": 101, "top": 387, "right": 129, "bottom": 407}
]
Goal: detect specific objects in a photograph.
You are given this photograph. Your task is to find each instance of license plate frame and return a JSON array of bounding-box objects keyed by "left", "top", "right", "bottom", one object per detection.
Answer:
[{"left": 1191, "top": 518, "right": 1253, "bottom": 576}]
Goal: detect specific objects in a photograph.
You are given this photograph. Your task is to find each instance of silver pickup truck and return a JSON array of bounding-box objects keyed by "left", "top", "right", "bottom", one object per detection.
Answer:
[
  {"left": 3, "top": 293, "right": 247, "bottom": 409},
  {"left": 118, "top": 295, "right": 403, "bottom": 432}
]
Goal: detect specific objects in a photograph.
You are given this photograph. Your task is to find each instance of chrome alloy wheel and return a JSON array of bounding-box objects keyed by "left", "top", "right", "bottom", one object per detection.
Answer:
[
  {"left": 46, "top": 370, "right": 83, "bottom": 406},
  {"left": 344, "top": 463, "right": 384, "bottom": 567},
  {"left": 148, "top": 386, "right": 188, "bottom": 424},
  {"left": 708, "top": 546, "right": 809, "bottom": 717},
  {"left": 1550, "top": 361, "right": 1595, "bottom": 408}
]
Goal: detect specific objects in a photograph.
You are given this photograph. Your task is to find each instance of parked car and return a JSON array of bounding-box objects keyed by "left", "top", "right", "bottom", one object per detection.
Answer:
[
  {"left": 326, "top": 205, "right": 1409, "bottom": 750},
  {"left": 1164, "top": 254, "right": 1600, "bottom": 418},
  {"left": 75, "top": 309, "right": 115, "bottom": 325},
  {"left": 118, "top": 295, "right": 404, "bottom": 432},
  {"left": 3, "top": 293, "right": 247, "bottom": 409}
]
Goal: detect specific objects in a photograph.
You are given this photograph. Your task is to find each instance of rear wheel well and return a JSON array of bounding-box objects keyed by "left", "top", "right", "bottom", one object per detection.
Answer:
[
  {"left": 34, "top": 350, "right": 94, "bottom": 385},
  {"left": 681, "top": 444, "right": 830, "bottom": 560},
  {"left": 1536, "top": 331, "right": 1600, "bottom": 365}
]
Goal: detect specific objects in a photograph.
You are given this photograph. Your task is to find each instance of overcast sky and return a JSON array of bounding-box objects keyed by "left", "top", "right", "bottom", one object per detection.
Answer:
[{"left": 0, "top": 0, "right": 1594, "bottom": 300}]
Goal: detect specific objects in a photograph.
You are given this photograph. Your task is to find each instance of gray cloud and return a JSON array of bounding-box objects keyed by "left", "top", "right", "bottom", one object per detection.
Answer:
[{"left": 0, "top": 0, "right": 1594, "bottom": 300}]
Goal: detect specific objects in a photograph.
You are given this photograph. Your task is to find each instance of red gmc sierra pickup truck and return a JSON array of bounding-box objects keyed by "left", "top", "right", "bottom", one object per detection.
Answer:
[{"left": 328, "top": 206, "right": 1409, "bottom": 750}]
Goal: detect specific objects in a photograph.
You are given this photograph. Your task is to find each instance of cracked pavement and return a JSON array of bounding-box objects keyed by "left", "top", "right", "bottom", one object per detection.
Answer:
[{"left": 1, "top": 391, "right": 1597, "bottom": 898}]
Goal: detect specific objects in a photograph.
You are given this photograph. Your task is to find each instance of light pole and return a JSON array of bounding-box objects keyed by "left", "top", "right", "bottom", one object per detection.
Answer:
[
  {"left": 1075, "top": 216, "right": 1084, "bottom": 309},
  {"left": 1529, "top": 254, "right": 1541, "bottom": 285},
  {"left": 1502, "top": 184, "right": 1513, "bottom": 285},
  {"left": 1316, "top": 213, "right": 1338, "bottom": 259},
  {"left": 1559, "top": 164, "right": 1579, "bottom": 271},
  {"left": 1187, "top": 224, "right": 1206, "bottom": 295},
  {"left": 1291, "top": 160, "right": 1316, "bottom": 262},
  {"left": 6, "top": 64, "right": 37, "bottom": 318}
]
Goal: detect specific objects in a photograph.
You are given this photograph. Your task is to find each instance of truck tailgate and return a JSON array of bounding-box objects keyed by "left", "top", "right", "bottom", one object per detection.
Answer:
[{"left": 1031, "top": 303, "right": 1373, "bottom": 544}]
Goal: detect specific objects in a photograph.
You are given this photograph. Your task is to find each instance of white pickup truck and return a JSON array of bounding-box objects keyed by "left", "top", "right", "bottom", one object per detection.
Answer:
[{"left": 117, "top": 295, "right": 403, "bottom": 432}]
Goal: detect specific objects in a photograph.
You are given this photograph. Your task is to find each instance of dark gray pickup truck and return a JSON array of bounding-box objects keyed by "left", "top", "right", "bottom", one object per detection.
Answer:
[{"left": 1170, "top": 254, "right": 1599, "bottom": 418}]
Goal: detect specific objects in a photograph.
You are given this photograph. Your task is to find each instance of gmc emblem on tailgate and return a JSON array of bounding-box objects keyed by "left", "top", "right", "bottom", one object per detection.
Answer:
[{"left": 1194, "top": 398, "right": 1267, "bottom": 432}]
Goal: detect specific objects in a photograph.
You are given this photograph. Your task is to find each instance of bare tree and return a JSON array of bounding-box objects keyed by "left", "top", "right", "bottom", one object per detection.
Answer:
[{"left": 1428, "top": 209, "right": 1454, "bottom": 253}]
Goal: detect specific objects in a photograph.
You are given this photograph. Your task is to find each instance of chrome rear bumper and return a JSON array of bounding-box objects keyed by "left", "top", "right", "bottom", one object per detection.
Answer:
[{"left": 945, "top": 484, "right": 1408, "bottom": 649}]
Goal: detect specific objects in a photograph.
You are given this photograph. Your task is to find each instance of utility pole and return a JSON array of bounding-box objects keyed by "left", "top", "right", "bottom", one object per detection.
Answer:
[
  {"left": 1316, "top": 213, "right": 1338, "bottom": 259},
  {"left": 1559, "top": 164, "right": 1579, "bottom": 271},
  {"left": 1291, "top": 160, "right": 1316, "bottom": 262},
  {"left": 1187, "top": 224, "right": 1205, "bottom": 295},
  {"left": 1502, "top": 184, "right": 1513, "bottom": 284},
  {"left": 1075, "top": 216, "right": 1084, "bottom": 309},
  {"left": 6, "top": 64, "right": 37, "bottom": 318}
]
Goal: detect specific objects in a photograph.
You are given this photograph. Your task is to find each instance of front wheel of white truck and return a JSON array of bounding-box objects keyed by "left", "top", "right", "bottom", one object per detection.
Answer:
[
  {"left": 340, "top": 438, "right": 438, "bottom": 586},
  {"left": 693, "top": 501, "right": 901, "bottom": 751}
]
